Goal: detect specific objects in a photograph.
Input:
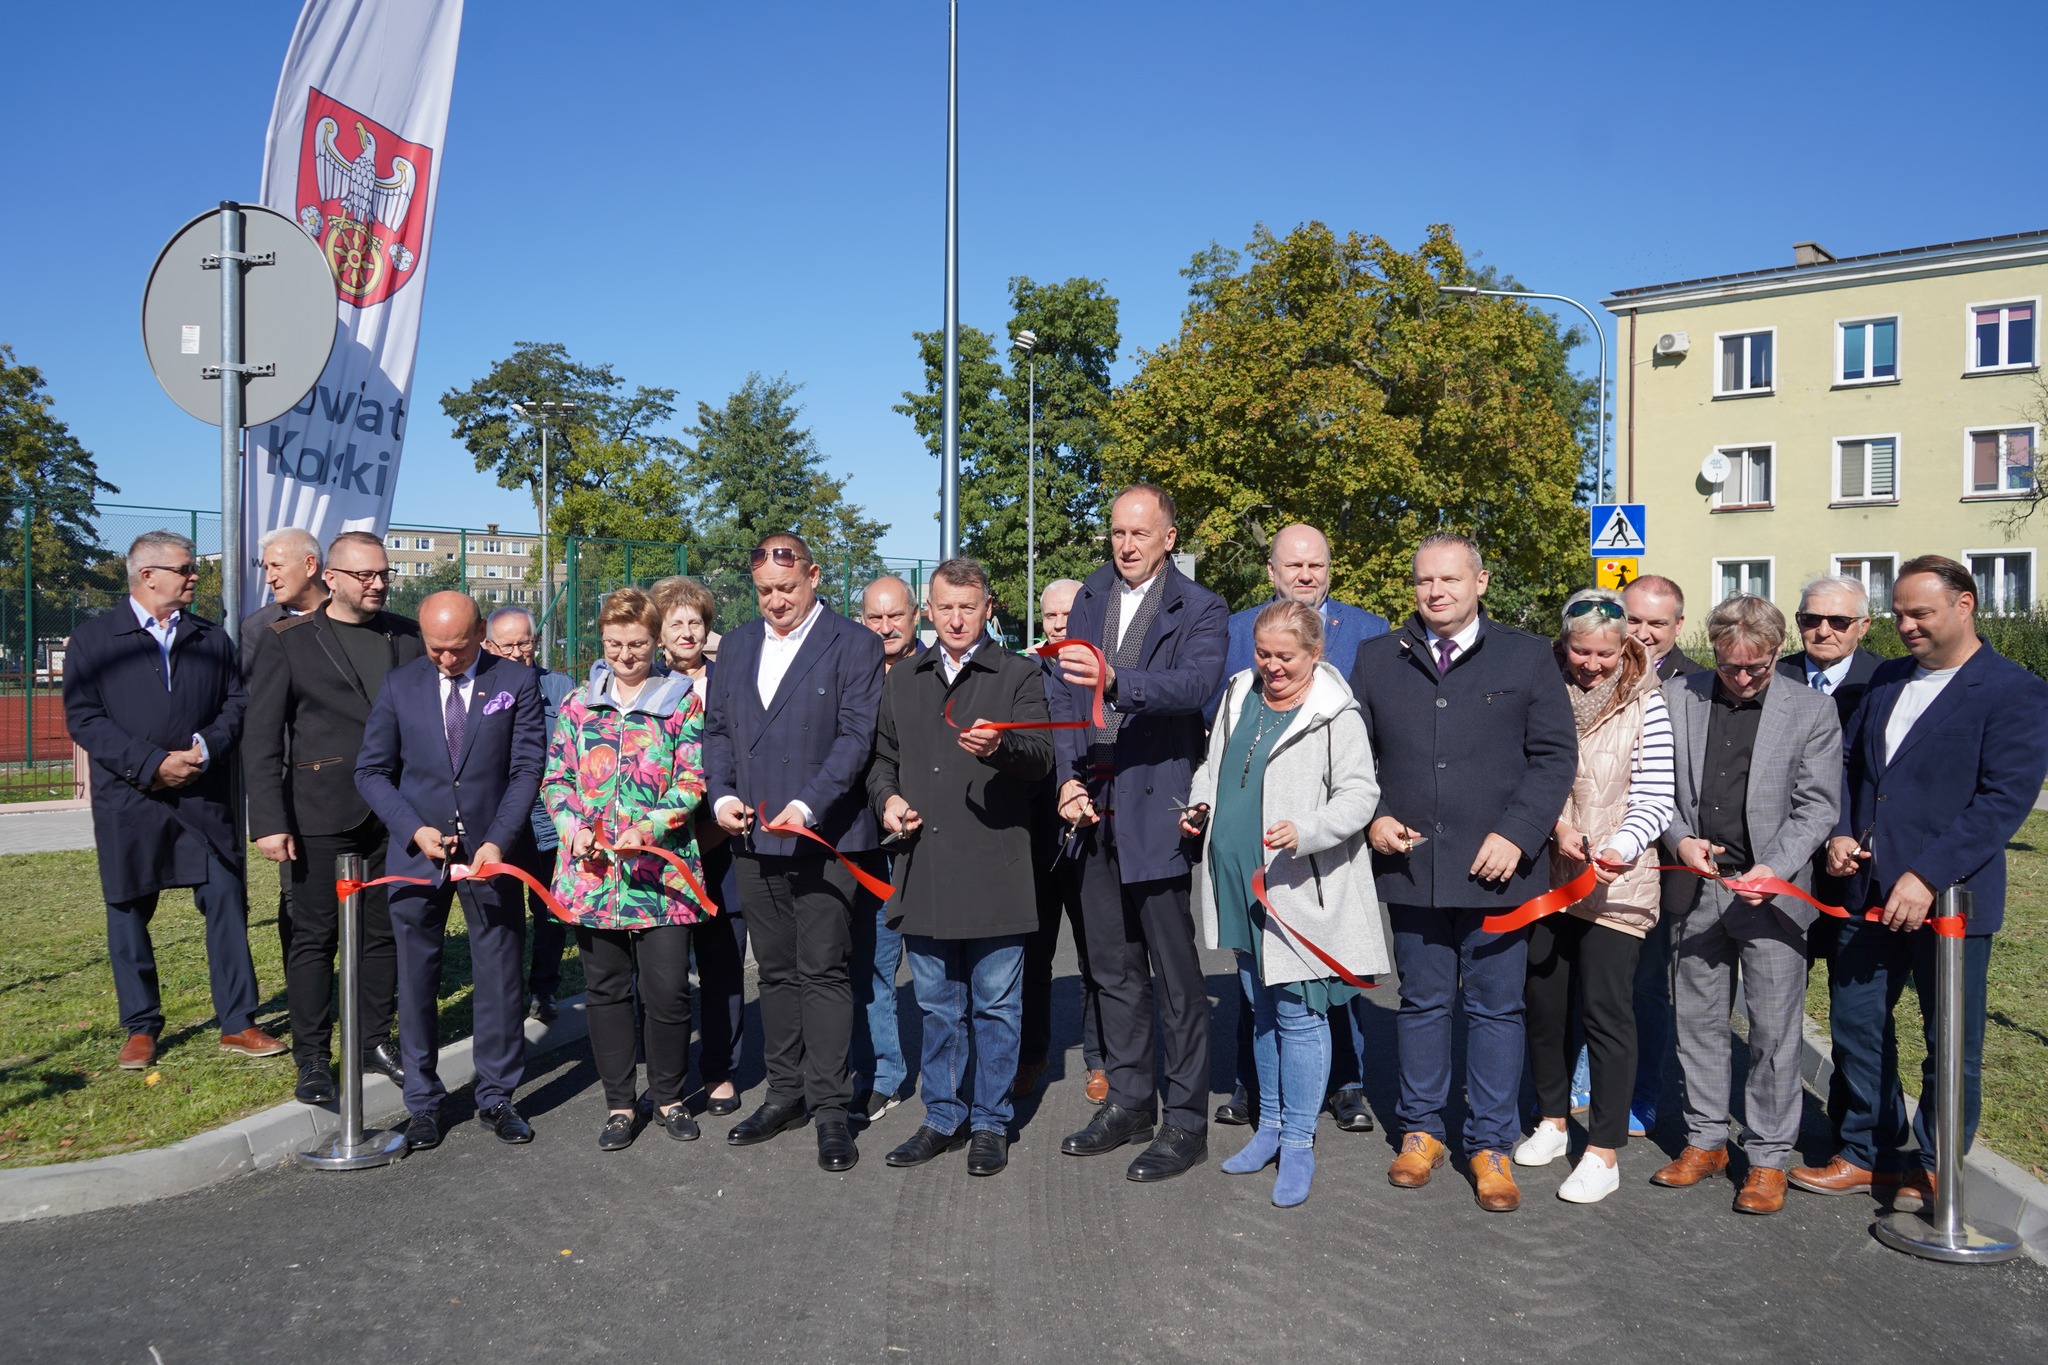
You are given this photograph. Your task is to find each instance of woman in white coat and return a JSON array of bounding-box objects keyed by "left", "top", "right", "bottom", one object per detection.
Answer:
[{"left": 1183, "top": 600, "right": 1389, "bottom": 1206}]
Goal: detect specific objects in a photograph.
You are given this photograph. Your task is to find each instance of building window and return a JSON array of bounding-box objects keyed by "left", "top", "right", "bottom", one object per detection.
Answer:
[
  {"left": 1967, "top": 426, "right": 2036, "bottom": 496},
  {"left": 485, "top": 564, "right": 503, "bottom": 578},
  {"left": 1835, "top": 435, "right": 1899, "bottom": 503},
  {"left": 467, "top": 564, "right": 485, "bottom": 579},
  {"left": 1716, "top": 558, "right": 1772, "bottom": 601},
  {"left": 385, "top": 534, "right": 404, "bottom": 549},
  {"left": 1839, "top": 318, "right": 1898, "bottom": 383},
  {"left": 1716, "top": 329, "right": 1775, "bottom": 396},
  {"left": 478, "top": 539, "right": 502, "bottom": 554},
  {"left": 414, "top": 536, "right": 433, "bottom": 551},
  {"left": 509, "top": 541, "right": 529, "bottom": 556},
  {"left": 1970, "top": 301, "right": 2036, "bottom": 371},
  {"left": 1969, "top": 551, "right": 2034, "bottom": 614},
  {"left": 392, "top": 561, "right": 410, "bottom": 577},
  {"left": 1711, "top": 445, "right": 1773, "bottom": 510},
  {"left": 1833, "top": 554, "right": 1897, "bottom": 615}
]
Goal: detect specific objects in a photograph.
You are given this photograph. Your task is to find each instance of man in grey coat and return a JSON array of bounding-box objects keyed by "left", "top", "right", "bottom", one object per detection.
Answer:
[{"left": 1648, "top": 595, "right": 1841, "bottom": 1215}]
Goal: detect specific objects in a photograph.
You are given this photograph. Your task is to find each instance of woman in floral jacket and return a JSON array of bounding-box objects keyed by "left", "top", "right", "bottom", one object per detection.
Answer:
[{"left": 541, "top": 588, "right": 712, "bottom": 1151}]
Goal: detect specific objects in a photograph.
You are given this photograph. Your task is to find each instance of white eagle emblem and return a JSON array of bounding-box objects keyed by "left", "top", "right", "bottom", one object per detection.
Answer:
[{"left": 313, "top": 117, "right": 416, "bottom": 231}]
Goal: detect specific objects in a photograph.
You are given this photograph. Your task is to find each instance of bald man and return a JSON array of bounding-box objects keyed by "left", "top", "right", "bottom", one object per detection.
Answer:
[
  {"left": 862, "top": 575, "right": 923, "bottom": 671},
  {"left": 850, "top": 574, "right": 921, "bottom": 1116}
]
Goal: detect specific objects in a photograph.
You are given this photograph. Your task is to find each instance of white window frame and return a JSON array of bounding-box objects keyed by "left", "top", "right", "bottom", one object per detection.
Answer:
[
  {"left": 1964, "top": 548, "right": 2036, "bottom": 616},
  {"left": 1963, "top": 296, "right": 2041, "bottom": 374},
  {"left": 1710, "top": 442, "right": 1775, "bottom": 511},
  {"left": 482, "top": 539, "right": 504, "bottom": 554},
  {"left": 1714, "top": 326, "right": 1778, "bottom": 397},
  {"left": 414, "top": 536, "right": 433, "bottom": 551},
  {"left": 509, "top": 541, "right": 530, "bottom": 556},
  {"left": 485, "top": 564, "right": 503, "bottom": 578},
  {"left": 1835, "top": 315, "right": 1900, "bottom": 386},
  {"left": 1713, "top": 556, "right": 1775, "bottom": 603},
  {"left": 1830, "top": 552, "right": 1898, "bottom": 616},
  {"left": 1961, "top": 422, "right": 2039, "bottom": 499},
  {"left": 1832, "top": 431, "right": 1903, "bottom": 505},
  {"left": 384, "top": 534, "right": 404, "bottom": 549}
]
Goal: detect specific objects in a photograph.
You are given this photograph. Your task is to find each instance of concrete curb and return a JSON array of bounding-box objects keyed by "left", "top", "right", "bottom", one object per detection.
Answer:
[
  {"left": 1799, "top": 1015, "right": 2048, "bottom": 1264},
  {"left": 0, "top": 998, "right": 590, "bottom": 1225}
]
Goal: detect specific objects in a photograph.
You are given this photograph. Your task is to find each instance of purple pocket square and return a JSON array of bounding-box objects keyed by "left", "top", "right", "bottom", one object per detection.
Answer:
[{"left": 481, "top": 690, "right": 515, "bottom": 716}]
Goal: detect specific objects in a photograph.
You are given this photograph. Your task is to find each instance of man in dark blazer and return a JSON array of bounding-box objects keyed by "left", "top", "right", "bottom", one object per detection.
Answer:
[
  {"left": 705, "top": 532, "right": 886, "bottom": 1172},
  {"left": 354, "top": 591, "right": 545, "bottom": 1151},
  {"left": 1624, "top": 574, "right": 1704, "bottom": 681},
  {"left": 1792, "top": 556, "right": 2048, "bottom": 1207},
  {"left": 870, "top": 557, "right": 1053, "bottom": 1177},
  {"left": 1349, "top": 532, "right": 1577, "bottom": 1212},
  {"left": 63, "top": 530, "right": 283, "bottom": 1069},
  {"left": 1048, "top": 485, "right": 1228, "bottom": 1183},
  {"left": 244, "top": 530, "right": 421, "bottom": 1104}
]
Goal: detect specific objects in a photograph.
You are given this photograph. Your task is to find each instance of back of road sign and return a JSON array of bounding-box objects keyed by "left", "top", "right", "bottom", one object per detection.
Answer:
[{"left": 1589, "top": 503, "right": 1647, "bottom": 556}]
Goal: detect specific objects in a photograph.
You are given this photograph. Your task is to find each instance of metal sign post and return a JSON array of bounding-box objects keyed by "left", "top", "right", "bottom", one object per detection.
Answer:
[{"left": 296, "top": 854, "right": 408, "bottom": 1171}]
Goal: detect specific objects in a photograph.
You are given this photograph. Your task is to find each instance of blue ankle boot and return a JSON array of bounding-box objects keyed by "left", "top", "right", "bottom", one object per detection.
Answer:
[
  {"left": 1221, "top": 1126, "right": 1280, "bottom": 1174},
  {"left": 1272, "top": 1146, "right": 1315, "bottom": 1206}
]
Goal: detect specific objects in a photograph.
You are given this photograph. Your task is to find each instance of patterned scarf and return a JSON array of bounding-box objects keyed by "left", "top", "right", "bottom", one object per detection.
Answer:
[{"left": 1568, "top": 669, "right": 1624, "bottom": 734}]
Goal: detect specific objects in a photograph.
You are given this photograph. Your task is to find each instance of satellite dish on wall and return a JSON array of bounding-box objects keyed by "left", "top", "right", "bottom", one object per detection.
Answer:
[{"left": 1699, "top": 451, "right": 1731, "bottom": 485}]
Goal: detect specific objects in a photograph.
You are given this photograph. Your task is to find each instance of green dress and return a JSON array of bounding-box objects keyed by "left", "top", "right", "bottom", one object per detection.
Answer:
[{"left": 1212, "top": 687, "right": 1361, "bottom": 1016}]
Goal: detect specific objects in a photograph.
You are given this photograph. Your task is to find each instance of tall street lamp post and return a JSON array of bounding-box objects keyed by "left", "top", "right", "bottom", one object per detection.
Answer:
[
  {"left": 1012, "top": 329, "right": 1037, "bottom": 644},
  {"left": 1438, "top": 285, "right": 1609, "bottom": 502},
  {"left": 511, "top": 398, "right": 580, "bottom": 667},
  {"left": 939, "top": 0, "right": 962, "bottom": 560}
]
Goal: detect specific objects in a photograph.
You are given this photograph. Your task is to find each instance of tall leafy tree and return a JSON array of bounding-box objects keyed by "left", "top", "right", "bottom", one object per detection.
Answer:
[
  {"left": 1103, "top": 223, "right": 1592, "bottom": 627},
  {"left": 0, "top": 345, "right": 123, "bottom": 640}
]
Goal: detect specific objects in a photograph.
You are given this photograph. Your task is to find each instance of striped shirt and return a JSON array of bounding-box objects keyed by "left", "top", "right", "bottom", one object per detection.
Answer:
[{"left": 1606, "top": 689, "right": 1675, "bottom": 863}]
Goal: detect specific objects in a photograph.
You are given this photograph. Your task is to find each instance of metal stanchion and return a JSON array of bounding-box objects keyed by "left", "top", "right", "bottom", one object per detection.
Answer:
[
  {"left": 1873, "top": 886, "right": 2021, "bottom": 1264},
  {"left": 295, "top": 853, "right": 408, "bottom": 1171}
]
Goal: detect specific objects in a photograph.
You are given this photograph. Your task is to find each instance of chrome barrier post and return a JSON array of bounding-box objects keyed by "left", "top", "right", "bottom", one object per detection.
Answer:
[
  {"left": 295, "top": 853, "right": 408, "bottom": 1171},
  {"left": 1873, "top": 886, "right": 2020, "bottom": 1263}
]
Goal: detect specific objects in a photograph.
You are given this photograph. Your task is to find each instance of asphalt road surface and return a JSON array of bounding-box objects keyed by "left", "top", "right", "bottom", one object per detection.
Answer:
[{"left": 3, "top": 943, "right": 2043, "bottom": 1364}]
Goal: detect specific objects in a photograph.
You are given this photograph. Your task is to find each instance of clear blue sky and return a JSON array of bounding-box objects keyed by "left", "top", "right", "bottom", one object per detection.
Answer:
[{"left": 6, "top": 1, "right": 2042, "bottom": 562}]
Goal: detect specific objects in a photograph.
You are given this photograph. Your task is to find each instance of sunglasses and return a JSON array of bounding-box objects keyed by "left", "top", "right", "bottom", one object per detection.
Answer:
[
  {"left": 1715, "top": 660, "right": 1776, "bottom": 678},
  {"left": 1564, "top": 599, "right": 1625, "bottom": 621},
  {"left": 330, "top": 568, "right": 397, "bottom": 585},
  {"left": 1796, "top": 612, "right": 1865, "bottom": 632},
  {"left": 749, "top": 546, "right": 811, "bottom": 568},
  {"left": 142, "top": 563, "right": 200, "bottom": 578}
]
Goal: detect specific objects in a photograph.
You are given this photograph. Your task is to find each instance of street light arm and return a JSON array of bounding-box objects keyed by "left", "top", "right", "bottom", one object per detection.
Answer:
[{"left": 1437, "top": 285, "right": 1609, "bottom": 501}]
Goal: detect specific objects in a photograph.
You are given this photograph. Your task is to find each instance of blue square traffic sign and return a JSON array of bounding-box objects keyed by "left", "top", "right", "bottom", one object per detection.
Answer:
[{"left": 1589, "top": 503, "right": 1647, "bottom": 556}]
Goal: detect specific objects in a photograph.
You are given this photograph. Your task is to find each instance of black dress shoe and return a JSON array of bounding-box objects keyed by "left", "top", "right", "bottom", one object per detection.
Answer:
[
  {"left": 528, "top": 993, "right": 558, "bottom": 1024},
  {"left": 294, "top": 1060, "right": 337, "bottom": 1105},
  {"left": 967, "top": 1131, "right": 1008, "bottom": 1176},
  {"left": 362, "top": 1041, "right": 405, "bottom": 1087},
  {"left": 1127, "top": 1123, "right": 1207, "bottom": 1183},
  {"left": 855, "top": 1087, "right": 903, "bottom": 1122},
  {"left": 705, "top": 1089, "right": 743, "bottom": 1117},
  {"left": 478, "top": 1100, "right": 534, "bottom": 1144},
  {"left": 1061, "top": 1102, "right": 1155, "bottom": 1157},
  {"left": 1327, "top": 1088, "right": 1376, "bottom": 1133},
  {"left": 598, "top": 1109, "right": 639, "bottom": 1152},
  {"left": 1214, "top": 1085, "right": 1253, "bottom": 1127},
  {"left": 403, "top": 1109, "right": 441, "bottom": 1150},
  {"left": 727, "top": 1099, "right": 810, "bottom": 1146},
  {"left": 816, "top": 1119, "right": 859, "bottom": 1172},
  {"left": 654, "top": 1104, "right": 701, "bottom": 1142},
  {"left": 886, "top": 1124, "right": 969, "bottom": 1168}
]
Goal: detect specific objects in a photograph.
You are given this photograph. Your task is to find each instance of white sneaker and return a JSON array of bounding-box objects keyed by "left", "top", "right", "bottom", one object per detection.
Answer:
[
  {"left": 1557, "top": 1153, "right": 1621, "bottom": 1204},
  {"left": 1512, "top": 1122, "right": 1571, "bottom": 1167}
]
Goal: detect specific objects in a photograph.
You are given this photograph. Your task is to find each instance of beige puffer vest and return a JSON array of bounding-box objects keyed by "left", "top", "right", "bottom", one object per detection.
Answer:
[{"left": 1550, "top": 636, "right": 1663, "bottom": 938}]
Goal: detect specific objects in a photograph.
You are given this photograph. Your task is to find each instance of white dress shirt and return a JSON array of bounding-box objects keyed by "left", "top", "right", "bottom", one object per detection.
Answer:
[
  {"left": 939, "top": 638, "right": 984, "bottom": 685},
  {"left": 129, "top": 596, "right": 208, "bottom": 768},
  {"left": 1805, "top": 653, "right": 1855, "bottom": 694},
  {"left": 757, "top": 598, "right": 825, "bottom": 707},
  {"left": 1114, "top": 573, "right": 1160, "bottom": 652},
  {"left": 1423, "top": 616, "right": 1483, "bottom": 666}
]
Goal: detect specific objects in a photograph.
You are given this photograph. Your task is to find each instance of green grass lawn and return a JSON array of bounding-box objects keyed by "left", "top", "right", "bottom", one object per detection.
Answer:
[
  {"left": 1806, "top": 810, "right": 2048, "bottom": 1181},
  {"left": 0, "top": 764, "right": 76, "bottom": 803},
  {"left": 0, "top": 847, "right": 579, "bottom": 1168}
]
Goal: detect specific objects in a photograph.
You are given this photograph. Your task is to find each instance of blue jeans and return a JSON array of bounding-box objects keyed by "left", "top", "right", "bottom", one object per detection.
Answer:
[
  {"left": 1326, "top": 997, "right": 1371, "bottom": 1092},
  {"left": 1238, "top": 954, "right": 1330, "bottom": 1149},
  {"left": 904, "top": 934, "right": 1026, "bottom": 1135},
  {"left": 1389, "top": 905, "right": 1528, "bottom": 1155},
  {"left": 849, "top": 893, "right": 908, "bottom": 1098}
]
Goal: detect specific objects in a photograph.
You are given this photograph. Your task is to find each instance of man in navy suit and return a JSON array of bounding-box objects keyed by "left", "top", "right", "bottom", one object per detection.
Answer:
[
  {"left": 705, "top": 532, "right": 886, "bottom": 1172},
  {"left": 1049, "top": 485, "right": 1229, "bottom": 1183},
  {"left": 1791, "top": 556, "right": 2048, "bottom": 1207},
  {"left": 355, "top": 591, "right": 545, "bottom": 1151}
]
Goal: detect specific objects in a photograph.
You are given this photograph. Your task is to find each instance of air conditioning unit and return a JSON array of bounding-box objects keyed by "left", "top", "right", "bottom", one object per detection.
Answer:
[{"left": 1655, "top": 330, "right": 1690, "bottom": 357}]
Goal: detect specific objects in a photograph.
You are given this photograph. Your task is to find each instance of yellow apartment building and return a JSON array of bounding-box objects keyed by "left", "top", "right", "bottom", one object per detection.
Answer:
[{"left": 1603, "top": 232, "right": 2045, "bottom": 618}]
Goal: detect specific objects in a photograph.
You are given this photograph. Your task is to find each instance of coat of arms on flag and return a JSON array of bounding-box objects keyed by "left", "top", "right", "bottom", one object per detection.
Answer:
[{"left": 294, "top": 86, "right": 435, "bottom": 308}]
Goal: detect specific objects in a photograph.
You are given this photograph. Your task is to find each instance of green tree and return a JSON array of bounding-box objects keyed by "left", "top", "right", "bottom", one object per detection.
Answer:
[
  {"left": 896, "top": 276, "right": 1120, "bottom": 625},
  {"left": 1102, "top": 223, "right": 1591, "bottom": 627}
]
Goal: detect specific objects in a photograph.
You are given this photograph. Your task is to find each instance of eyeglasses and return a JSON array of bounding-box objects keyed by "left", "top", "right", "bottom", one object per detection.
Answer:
[
  {"left": 329, "top": 568, "right": 397, "bottom": 585},
  {"left": 749, "top": 546, "right": 811, "bottom": 569},
  {"left": 490, "top": 638, "right": 536, "bottom": 656},
  {"left": 142, "top": 563, "right": 199, "bottom": 578},
  {"left": 1796, "top": 612, "right": 1865, "bottom": 632},
  {"left": 1715, "top": 660, "right": 1776, "bottom": 678},
  {"left": 1564, "top": 599, "right": 1625, "bottom": 621}
]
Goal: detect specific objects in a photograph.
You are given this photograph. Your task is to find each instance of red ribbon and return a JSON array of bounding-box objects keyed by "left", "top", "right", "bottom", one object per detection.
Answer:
[
  {"left": 1035, "top": 639, "right": 1110, "bottom": 728},
  {"left": 337, "top": 860, "right": 576, "bottom": 924},
  {"left": 591, "top": 834, "right": 720, "bottom": 917},
  {"left": 1480, "top": 864, "right": 1602, "bottom": 934},
  {"left": 760, "top": 820, "right": 896, "bottom": 901},
  {"left": 1249, "top": 866, "right": 1378, "bottom": 990},
  {"left": 943, "top": 696, "right": 1089, "bottom": 732}
]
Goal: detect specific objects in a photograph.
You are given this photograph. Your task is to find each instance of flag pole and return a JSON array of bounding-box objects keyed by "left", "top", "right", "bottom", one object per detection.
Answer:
[{"left": 939, "top": 0, "right": 961, "bottom": 561}]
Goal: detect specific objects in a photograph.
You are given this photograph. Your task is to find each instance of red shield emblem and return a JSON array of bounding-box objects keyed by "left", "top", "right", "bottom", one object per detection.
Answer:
[{"left": 293, "top": 87, "right": 435, "bottom": 309}]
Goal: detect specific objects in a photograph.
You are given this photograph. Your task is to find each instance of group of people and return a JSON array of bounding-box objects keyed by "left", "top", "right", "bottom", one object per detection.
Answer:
[{"left": 63, "top": 490, "right": 2046, "bottom": 1218}]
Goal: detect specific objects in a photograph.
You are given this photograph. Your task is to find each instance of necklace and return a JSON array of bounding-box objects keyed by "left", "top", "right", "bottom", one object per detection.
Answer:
[{"left": 1239, "top": 698, "right": 1292, "bottom": 787}]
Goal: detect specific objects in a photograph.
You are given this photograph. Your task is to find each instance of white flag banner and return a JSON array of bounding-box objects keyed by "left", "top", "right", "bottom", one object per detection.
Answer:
[{"left": 244, "top": 0, "right": 464, "bottom": 613}]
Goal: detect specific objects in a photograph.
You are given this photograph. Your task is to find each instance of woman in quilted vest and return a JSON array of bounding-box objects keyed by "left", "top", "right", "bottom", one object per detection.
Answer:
[{"left": 1512, "top": 588, "right": 1674, "bottom": 1204}]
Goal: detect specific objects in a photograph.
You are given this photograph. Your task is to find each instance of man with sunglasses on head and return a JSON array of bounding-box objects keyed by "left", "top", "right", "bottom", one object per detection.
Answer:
[
  {"left": 705, "top": 533, "right": 886, "bottom": 1172},
  {"left": 64, "top": 531, "right": 284, "bottom": 1070},
  {"left": 244, "top": 530, "right": 422, "bottom": 1103}
]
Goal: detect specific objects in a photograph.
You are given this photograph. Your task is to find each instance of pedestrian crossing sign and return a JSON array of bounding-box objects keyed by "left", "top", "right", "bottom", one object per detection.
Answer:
[{"left": 1589, "top": 503, "right": 1647, "bottom": 556}]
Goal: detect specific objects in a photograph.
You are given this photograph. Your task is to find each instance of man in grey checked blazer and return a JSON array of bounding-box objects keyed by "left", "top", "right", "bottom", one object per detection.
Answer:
[{"left": 1648, "top": 595, "right": 1841, "bottom": 1215}]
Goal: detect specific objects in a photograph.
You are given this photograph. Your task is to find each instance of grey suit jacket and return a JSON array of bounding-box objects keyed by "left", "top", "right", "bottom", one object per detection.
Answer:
[{"left": 1660, "top": 671, "right": 1842, "bottom": 931}]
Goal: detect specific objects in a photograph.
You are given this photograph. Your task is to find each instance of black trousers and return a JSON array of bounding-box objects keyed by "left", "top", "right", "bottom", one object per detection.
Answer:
[
  {"left": 105, "top": 849, "right": 260, "bottom": 1038},
  {"left": 694, "top": 840, "right": 747, "bottom": 1087},
  {"left": 285, "top": 818, "right": 397, "bottom": 1064},
  {"left": 507, "top": 840, "right": 567, "bottom": 998},
  {"left": 272, "top": 860, "right": 294, "bottom": 974},
  {"left": 1021, "top": 855, "right": 1102, "bottom": 1072},
  {"left": 737, "top": 850, "right": 861, "bottom": 1122},
  {"left": 1074, "top": 831, "right": 1209, "bottom": 1134},
  {"left": 1526, "top": 914, "right": 1642, "bottom": 1150},
  {"left": 579, "top": 922, "right": 696, "bottom": 1110}
]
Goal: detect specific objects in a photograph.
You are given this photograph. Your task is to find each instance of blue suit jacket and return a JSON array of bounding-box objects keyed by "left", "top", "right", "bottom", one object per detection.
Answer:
[
  {"left": 704, "top": 603, "right": 885, "bottom": 856},
  {"left": 1835, "top": 642, "right": 2048, "bottom": 935},
  {"left": 353, "top": 649, "right": 546, "bottom": 880},
  {"left": 1205, "top": 595, "right": 1388, "bottom": 726},
  {"left": 1048, "top": 561, "right": 1228, "bottom": 884}
]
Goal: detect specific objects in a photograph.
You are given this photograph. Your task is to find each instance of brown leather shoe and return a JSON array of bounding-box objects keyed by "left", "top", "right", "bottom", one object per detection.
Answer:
[
  {"left": 219, "top": 1026, "right": 287, "bottom": 1058},
  {"left": 1650, "top": 1145, "right": 1730, "bottom": 1187},
  {"left": 1787, "top": 1154, "right": 1901, "bottom": 1196},
  {"left": 1388, "top": 1131, "right": 1448, "bottom": 1188},
  {"left": 1084, "top": 1069, "right": 1109, "bottom": 1104},
  {"left": 1009, "top": 1060, "right": 1048, "bottom": 1100},
  {"left": 1469, "top": 1150, "right": 1521, "bottom": 1212},
  {"left": 118, "top": 1033, "right": 156, "bottom": 1070},
  {"left": 1735, "top": 1167, "right": 1787, "bottom": 1214},
  {"left": 1891, "top": 1169, "right": 1936, "bottom": 1212}
]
